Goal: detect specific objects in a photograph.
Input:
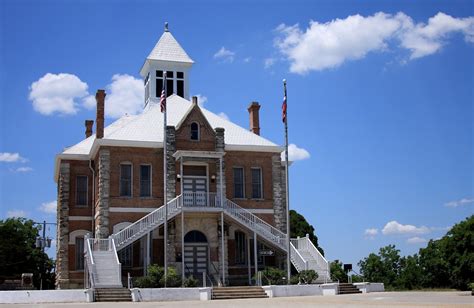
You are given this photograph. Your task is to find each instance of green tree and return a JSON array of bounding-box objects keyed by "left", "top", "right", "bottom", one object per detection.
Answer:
[
  {"left": 358, "top": 245, "right": 401, "bottom": 288},
  {"left": 290, "top": 210, "right": 324, "bottom": 256},
  {"left": 329, "top": 260, "right": 348, "bottom": 282},
  {"left": 396, "top": 254, "right": 422, "bottom": 290},
  {"left": 0, "top": 218, "right": 55, "bottom": 289}
]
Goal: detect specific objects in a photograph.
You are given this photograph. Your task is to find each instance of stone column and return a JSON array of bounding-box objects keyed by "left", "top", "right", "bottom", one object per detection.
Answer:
[
  {"left": 166, "top": 126, "right": 176, "bottom": 200},
  {"left": 95, "top": 149, "right": 110, "bottom": 238},
  {"left": 272, "top": 154, "right": 286, "bottom": 232},
  {"left": 215, "top": 128, "right": 226, "bottom": 197},
  {"left": 56, "top": 163, "right": 70, "bottom": 289}
]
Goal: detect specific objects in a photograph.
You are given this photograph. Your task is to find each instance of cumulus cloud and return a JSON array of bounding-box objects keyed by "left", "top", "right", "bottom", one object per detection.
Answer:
[
  {"left": 82, "top": 95, "right": 96, "bottom": 110},
  {"left": 364, "top": 228, "right": 378, "bottom": 239},
  {"left": 0, "top": 152, "right": 27, "bottom": 163},
  {"left": 104, "top": 74, "right": 144, "bottom": 118},
  {"left": 281, "top": 143, "right": 311, "bottom": 161},
  {"left": 214, "top": 47, "right": 236, "bottom": 63},
  {"left": 7, "top": 210, "right": 27, "bottom": 218},
  {"left": 39, "top": 201, "right": 57, "bottom": 214},
  {"left": 217, "top": 112, "right": 229, "bottom": 121},
  {"left": 29, "top": 73, "right": 89, "bottom": 115},
  {"left": 274, "top": 12, "right": 474, "bottom": 73},
  {"left": 382, "top": 221, "right": 430, "bottom": 235},
  {"left": 13, "top": 167, "right": 33, "bottom": 173},
  {"left": 444, "top": 197, "right": 474, "bottom": 208},
  {"left": 194, "top": 94, "right": 208, "bottom": 108},
  {"left": 407, "top": 237, "right": 427, "bottom": 244}
]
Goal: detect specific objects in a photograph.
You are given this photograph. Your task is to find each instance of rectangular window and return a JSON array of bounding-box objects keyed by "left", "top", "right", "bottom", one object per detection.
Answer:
[
  {"left": 177, "top": 80, "right": 184, "bottom": 97},
  {"left": 235, "top": 231, "right": 246, "bottom": 265},
  {"left": 120, "top": 164, "right": 132, "bottom": 197},
  {"left": 140, "top": 165, "right": 151, "bottom": 197},
  {"left": 76, "top": 176, "right": 88, "bottom": 206},
  {"left": 75, "top": 237, "right": 84, "bottom": 270},
  {"left": 251, "top": 168, "right": 263, "bottom": 199},
  {"left": 156, "top": 70, "right": 163, "bottom": 78},
  {"left": 233, "top": 167, "right": 244, "bottom": 198},
  {"left": 177, "top": 71, "right": 184, "bottom": 79},
  {"left": 156, "top": 78, "right": 163, "bottom": 97},
  {"left": 118, "top": 245, "right": 132, "bottom": 268},
  {"left": 166, "top": 79, "right": 174, "bottom": 97}
]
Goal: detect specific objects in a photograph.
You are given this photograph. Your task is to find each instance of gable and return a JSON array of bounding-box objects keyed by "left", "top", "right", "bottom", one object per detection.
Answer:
[{"left": 175, "top": 104, "right": 216, "bottom": 151}]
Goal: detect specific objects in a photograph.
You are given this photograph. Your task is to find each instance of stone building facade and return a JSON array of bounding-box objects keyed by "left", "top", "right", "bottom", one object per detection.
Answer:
[{"left": 54, "top": 26, "right": 287, "bottom": 289}]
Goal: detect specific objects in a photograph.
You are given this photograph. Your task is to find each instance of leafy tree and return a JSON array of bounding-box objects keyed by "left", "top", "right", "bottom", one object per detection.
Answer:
[
  {"left": 290, "top": 210, "right": 324, "bottom": 256},
  {"left": 418, "top": 239, "right": 450, "bottom": 289},
  {"left": 330, "top": 260, "right": 348, "bottom": 282},
  {"left": 396, "top": 254, "right": 422, "bottom": 290},
  {"left": 0, "top": 218, "right": 55, "bottom": 289},
  {"left": 358, "top": 245, "right": 401, "bottom": 288}
]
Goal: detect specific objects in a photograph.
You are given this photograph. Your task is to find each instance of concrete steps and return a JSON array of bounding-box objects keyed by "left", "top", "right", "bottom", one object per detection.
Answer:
[
  {"left": 338, "top": 283, "right": 362, "bottom": 295},
  {"left": 94, "top": 288, "right": 132, "bottom": 302},
  {"left": 212, "top": 286, "right": 268, "bottom": 300}
]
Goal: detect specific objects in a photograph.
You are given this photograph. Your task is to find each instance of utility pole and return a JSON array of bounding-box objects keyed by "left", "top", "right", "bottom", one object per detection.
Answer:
[{"left": 34, "top": 221, "right": 56, "bottom": 290}]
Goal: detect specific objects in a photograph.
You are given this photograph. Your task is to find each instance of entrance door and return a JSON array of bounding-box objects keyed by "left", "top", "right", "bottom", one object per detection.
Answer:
[
  {"left": 183, "top": 177, "right": 207, "bottom": 206},
  {"left": 184, "top": 245, "right": 208, "bottom": 279}
]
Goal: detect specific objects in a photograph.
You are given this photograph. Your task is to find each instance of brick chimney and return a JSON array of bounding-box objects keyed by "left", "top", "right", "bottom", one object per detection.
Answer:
[
  {"left": 85, "top": 120, "right": 94, "bottom": 138},
  {"left": 192, "top": 96, "right": 198, "bottom": 105},
  {"left": 247, "top": 102, "right": 261, "bottom": 135},
  {"left": 95, "top": 90, "right": 106, "bottom": 139}
]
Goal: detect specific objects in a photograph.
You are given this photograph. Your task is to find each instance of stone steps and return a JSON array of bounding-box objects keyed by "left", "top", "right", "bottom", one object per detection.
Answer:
[
  {"left": 94, "top": 288, "right": 132, "bottom": 302},
  {"left": 212, "top": 286, "right": 268, "bottom": 300},
  {"left": 338, "top": 283, "right": 362, "bottom": 295}
]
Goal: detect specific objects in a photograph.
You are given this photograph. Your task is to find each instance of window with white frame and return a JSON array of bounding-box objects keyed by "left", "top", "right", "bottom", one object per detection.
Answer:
[
  {"left": 120, "top": 163, "right": 132, "bottom": 197},
  {"left": 190, "top": 122, "right": 199, "bottom": 141},
  {"left": 76, "top": 175, "right": 88, "bottom": 206},
  {"left": 233, "top": 167, "right": 245, "bottom": 198},
  {"left": 155, "top": 70, "right": 184, "bottom": 98},
  {"left": 251, "top": 167, "right": 263, "bottom": 199},
  {"left": 140, "top": 165, "right": 151, "bottom": 197},
  {"left": 75, "top": 237, "right": 84, "bottom": 270}
]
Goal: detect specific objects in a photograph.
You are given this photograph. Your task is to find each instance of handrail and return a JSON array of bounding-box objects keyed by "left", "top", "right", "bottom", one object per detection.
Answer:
[
  {"left": 84, "top": 236, "right": 96, "bottom": 288},
  {"left": 290, "top": 242, "right": 308, "bottom": 271},
  {"left": 224, "top": 198, "right": 287, "bottom": 250},
  {"left": 111, "top": 238, "right": 122, "bottom": 284}
]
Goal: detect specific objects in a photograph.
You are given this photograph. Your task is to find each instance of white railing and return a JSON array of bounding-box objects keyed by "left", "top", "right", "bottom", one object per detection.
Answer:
[
  {"left": 223, "top": 198, "right": 287, "bottom": 251},
  {"left": 84, "top": 235, "right": 96, "bottom": 289},
  {"left": 111, "top": 238, "right": 122, "bottom": 284},
  {"left": 290, "top": 242, "right": 308, "bottom": 272},
  {"left": 182, "top": 192, "right": 219, "bottom": 208},
  {"left": 291, "top": 236, "right": 330, "bottom": 282},
  {"left": 111, "top": 195, "right": 182, "bottom": 250}
]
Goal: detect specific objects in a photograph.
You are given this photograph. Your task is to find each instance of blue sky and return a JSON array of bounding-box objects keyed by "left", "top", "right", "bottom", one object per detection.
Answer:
[{"left": 1, "top": 0, "right": 473, "bottom": 267}]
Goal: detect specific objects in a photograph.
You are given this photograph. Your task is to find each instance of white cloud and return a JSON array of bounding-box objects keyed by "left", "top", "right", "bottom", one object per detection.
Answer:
[
  {"left": 264, "top": 57, "right": 276, "bottom": 69},
  {"left": 39, "top": 201, "right": 57, "bottom": 214},
  {"left": 281, "top": 143, "right": 311, "bottom": 161},
  {"left": 104, "top": 74, "right": 144, "bottom": 118},
  {"left": 243, "top": 57, "right": 252, "bottom": 63},
  {"left": 407, "top": 237, "right": 427, "bottom": 244},
  {"left": 444, "top": 197, "right": 474, "bottom": 208},
  {"left": 0, "top": 152, "right": 27, "bottom": 163},
  {"left": 7, "top": 210, "right": 27, "bottom": 218},
  {"left": 382, "top": 221, "right": 430, "bottom": 235},
  {"left": 364, "top": 228, "right": 378, "bottom": 239},
  {"left": 13, "top": 167, "right": 33, "bottom": 173},
  {"left": 82, "top": 95, "right": 96, "bottom": 110},
  {"left": 274, "top": 12, "right": 474, "bottom": 73},
  {"left": 194, "top": 94, "right": 208, "bottom": 108},
  {"left": 214, "top": 47, "right": 235, "bottom": 63},
  {"left": 29, "top": 73, "right": 89, "bottom": 115},
  {"left": 217, "top": 112, "right": 229, "bottom": 121}
]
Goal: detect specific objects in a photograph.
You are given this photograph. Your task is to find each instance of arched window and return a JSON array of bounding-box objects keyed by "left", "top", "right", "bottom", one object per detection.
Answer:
[
  {"left": 184, "top": 230, "right": 207, "bottom": 243},
  {"left": 190, "top": 122, "right": 200, "bottom": 141}
]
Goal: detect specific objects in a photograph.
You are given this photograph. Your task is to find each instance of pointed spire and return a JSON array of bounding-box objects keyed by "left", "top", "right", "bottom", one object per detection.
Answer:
[{"left": 164, "top": 22, "right": 169, "bottom": 32}]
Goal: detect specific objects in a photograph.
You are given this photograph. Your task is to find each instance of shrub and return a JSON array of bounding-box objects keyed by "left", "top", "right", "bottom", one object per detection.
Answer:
[
  {"left": 183, "top": 276, "right": 199, "bottom": 287},
  {"left": 259, "top": 267, "right": 286, "bottom": 285},
  {"left": 134, "top": 276, "right": 154, "bottom": 288},
  {"left": 298, "top": 270, "right": 318, "bottom": 284},
  {"left": 159, "top": 266, "right": 182, "bottom": 287},
  {"left": 290, "top": 275, "right": 300, "bottom": 285}
]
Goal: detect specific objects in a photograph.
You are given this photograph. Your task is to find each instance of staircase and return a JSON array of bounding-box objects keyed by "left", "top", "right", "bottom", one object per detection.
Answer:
[
  {"left": 290, "top": 236, "right": 330, "bottom": 283},
  {"left": 85, "top": 193, "right": 329, "bottom": 288},
  {"left": 94, "top": 288, "right": 132, "bottom": 302},
  {"left": 338, "top": 283, "right": 362, "bottom": 295},
  {"left": 212, "top": 286, "right": 268, "bottom": 300}
]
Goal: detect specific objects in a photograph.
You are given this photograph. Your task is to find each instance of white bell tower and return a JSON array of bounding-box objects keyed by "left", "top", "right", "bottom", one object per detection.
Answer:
[{"left": 140, "top": 22, "right": 194, "bottom": 106}]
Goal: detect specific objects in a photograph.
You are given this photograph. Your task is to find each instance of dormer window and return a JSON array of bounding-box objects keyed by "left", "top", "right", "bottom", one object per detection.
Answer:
[{"left": 190, "top": 122, "right": 199, "bottom": 141}]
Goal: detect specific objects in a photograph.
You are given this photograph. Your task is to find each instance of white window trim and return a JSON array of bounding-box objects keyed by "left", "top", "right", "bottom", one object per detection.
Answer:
[
  {"left": 75, "top": 175, "right": 88, "bottom": 207},
  {"left": 190, "top": 122, "right": 200, "bottom": 141},
  {"left": 233, "top": 167, "right": 245, "bottom": 199},
  {"left": 69, "top": 229, "right": 90, "bottom": 244},
  {"left": 120, "top": 162, "right": 133, "bottom": 197},
  {"left": 251, "top": 167, "right": 263, "bottom": 200},
  {"left": 140, "top": 164, "right": 152, "bottom": 198}
]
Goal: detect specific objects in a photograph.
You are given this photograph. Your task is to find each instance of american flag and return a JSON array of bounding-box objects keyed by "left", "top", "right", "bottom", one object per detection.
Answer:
[
  {"left": 160, "top": 73, "right": 167, "bottom": 113},
  {"left": 282, "top": 94, "right": 287, "bottom": 123}
]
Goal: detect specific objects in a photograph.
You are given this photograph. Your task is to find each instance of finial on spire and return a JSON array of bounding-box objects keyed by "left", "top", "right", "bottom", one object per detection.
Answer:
[{"left": 164, "top": 22, "right": 169, "bottom": 32}]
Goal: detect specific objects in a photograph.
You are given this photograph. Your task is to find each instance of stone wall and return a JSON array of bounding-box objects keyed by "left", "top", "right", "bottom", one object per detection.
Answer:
[
  {"left": 215, "top": 128, "right": 226, "bottom": 198},
  {"left": 56, "top": 163, "right": 70, "bottom": 289},
  {"left": 166, "top": 126, "right": 176, "bottom": 201},
  {"left": 272, "top": 154, "right": 285, "bottom": 232},
  {"left": 95, "top": 149, "right": 110, "bottom": 238}
]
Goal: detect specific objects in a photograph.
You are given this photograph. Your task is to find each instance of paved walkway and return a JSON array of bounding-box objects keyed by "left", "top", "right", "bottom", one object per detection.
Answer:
[{"left": 1, "top": 291, "right": 472, "bottom": 308}]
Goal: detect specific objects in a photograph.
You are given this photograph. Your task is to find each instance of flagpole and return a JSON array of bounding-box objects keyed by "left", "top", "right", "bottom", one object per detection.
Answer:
[
  {"left": 283, "top": 79, "right": 291, "bottom": 284},
  {"left": 163, "top": 71, "right": 168, "bottom": 286}
]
